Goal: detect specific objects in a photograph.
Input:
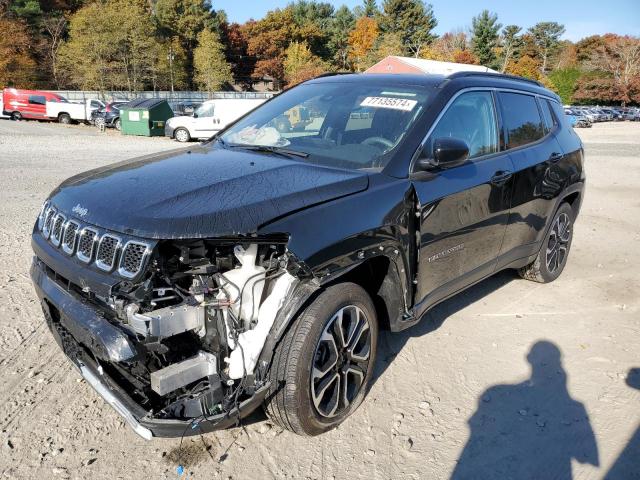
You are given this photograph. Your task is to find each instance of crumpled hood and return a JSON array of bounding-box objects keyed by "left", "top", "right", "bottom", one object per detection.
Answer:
[{"left": 47, "top": 144, "right": 369, "bottom": 239}]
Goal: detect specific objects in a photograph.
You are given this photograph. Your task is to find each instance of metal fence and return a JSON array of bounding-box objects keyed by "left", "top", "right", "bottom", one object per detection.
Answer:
[{"left": 50, "top": 90, "right": 277, "bottom": 103}]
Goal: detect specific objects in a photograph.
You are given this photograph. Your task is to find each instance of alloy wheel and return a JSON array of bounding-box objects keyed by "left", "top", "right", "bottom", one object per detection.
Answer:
[
  {"left": 546, "top": 212, "right": 571, "bottom": 273},
  {"left": 311, "top": 305, "right": 372, "bottom": 418}
]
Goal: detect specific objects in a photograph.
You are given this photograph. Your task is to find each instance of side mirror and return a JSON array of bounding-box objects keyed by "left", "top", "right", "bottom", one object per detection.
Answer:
[
  {"left": 192, "top": 112, "right": 198, "bottom": 118},
  {"left": 416, "top": 137, "right": 469, "bottom": 171}
]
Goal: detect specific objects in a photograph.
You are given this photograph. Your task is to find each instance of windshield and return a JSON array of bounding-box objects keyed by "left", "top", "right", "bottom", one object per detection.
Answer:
[{"left": 219, "top": 82, "right": 431, "bottom": 171}]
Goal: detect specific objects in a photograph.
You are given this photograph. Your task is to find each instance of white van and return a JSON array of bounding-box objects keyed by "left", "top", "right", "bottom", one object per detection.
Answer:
[
  {"left": 165, "top": 98, "right": 266, "bottom": 142},
  {"left": 45, "top": 98, "right": 105, "bottom": 123}
]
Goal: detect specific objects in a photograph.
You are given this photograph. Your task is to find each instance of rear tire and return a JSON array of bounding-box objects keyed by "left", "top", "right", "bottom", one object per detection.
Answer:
[
  {"left": 58, "top": 113, "right": 71, "bottom": 124},
  {"left": 174, "top": 128, "right": 191, "bottom": 143},
  {"left": 519, "top": 202, "right": 574, "bottom": 283},
  {"left": 11, "top": 111, "right": 21, "bottom": 121},
  {"left": 264, "top": 282, "right": 378, "bottom": 436}
]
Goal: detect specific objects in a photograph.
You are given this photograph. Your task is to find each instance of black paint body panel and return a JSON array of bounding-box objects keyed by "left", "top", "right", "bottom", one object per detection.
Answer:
[{"left": 30, "top": 73, "right": 585, "bottom": 436}]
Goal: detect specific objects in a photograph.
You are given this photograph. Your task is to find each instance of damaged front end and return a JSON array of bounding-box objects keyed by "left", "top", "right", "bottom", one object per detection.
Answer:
[{"left": 31, "top": 228, "right": 310, "bottom": 438}]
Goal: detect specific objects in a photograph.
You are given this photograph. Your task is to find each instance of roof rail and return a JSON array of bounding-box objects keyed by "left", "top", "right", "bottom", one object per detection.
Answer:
[{"left": 446, "top": 71, "right": 543, "bottom": 87}]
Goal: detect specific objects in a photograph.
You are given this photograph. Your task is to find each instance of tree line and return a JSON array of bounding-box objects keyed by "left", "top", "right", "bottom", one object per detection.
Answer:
[{"left": 1, "top": 0, "right": 639, "bottom": 104}]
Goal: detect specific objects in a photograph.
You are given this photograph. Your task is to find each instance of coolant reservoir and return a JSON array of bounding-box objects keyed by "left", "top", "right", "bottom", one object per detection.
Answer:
[{"left": 222, "top": 244, "right": 265, "bottom": 326}]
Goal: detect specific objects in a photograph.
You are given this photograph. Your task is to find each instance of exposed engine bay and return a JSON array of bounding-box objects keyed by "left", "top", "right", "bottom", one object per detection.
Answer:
[{"left": 99, "top": 239, "right": 300, "bottom": 422}]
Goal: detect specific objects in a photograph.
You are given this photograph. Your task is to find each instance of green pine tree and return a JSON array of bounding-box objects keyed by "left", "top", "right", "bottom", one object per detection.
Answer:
[
  {"left": 471, "top": 10, "right": 501, "bottom": 68},
  {"left": 379, "top": 0, "right": 437, "bottom": 57}
]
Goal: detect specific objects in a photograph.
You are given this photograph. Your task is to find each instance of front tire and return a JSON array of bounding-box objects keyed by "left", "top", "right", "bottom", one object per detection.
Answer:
[
  {"left": 114, "top": 118, "right": 121, "bottom": 131},
  {"left": 174, "top": 127, "right": 190, "bottom": 143},
  {"left": 519, "top": 202, "right": 574, "bottom": 283},
  {"left": 265, "top": 282, "right": 378, "bottom": 436}
]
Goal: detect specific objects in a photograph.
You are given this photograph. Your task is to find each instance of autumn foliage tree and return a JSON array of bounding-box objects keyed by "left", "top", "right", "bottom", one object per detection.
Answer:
[
  {"left": 284, "top": 41, "right": 329, "bottom": 87},
  {"left": 58, "top": 0, "right": 157, "bottom": 92},
  {"left": 194, "top": 28, "right": 233, "bottom": 94},
  {"left": 242, "top": 8, "right": 324, "bottom": 88},
  {"left": 0, "top": 17, "right": 36, "bottom": 87},
  {"left": 348, "top": 16, "right": 378, "bottom": 71},
  {"left": 582, "top": 34, "right": 640, "bottom": 105}
]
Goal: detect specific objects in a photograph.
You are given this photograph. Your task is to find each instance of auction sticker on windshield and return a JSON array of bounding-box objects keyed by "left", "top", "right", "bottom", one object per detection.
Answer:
[{"left": 360, "top": 96, "right": 417, "bottom": 111}]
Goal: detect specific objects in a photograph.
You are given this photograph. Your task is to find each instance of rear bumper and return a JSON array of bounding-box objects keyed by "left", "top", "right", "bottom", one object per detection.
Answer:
[{"left": 30, "top": 256, "right": 269, "bottom": 439}]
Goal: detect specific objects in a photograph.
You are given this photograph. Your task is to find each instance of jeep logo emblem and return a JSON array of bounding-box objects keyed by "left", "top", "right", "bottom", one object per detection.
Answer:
[{"left": 72, "top": 204, "right": 88, "bottom": 217}]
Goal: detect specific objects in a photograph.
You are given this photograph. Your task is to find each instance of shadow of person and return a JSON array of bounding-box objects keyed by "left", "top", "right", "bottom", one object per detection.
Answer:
[
  {"left": 604, "top": 367, "right": 640, "bottom": 480},
  {"left": 451, "top": 341, "right": 599, "bottom": 480},
  {"left": 372, "top": 270, "right": 516, "bottom": 386}
]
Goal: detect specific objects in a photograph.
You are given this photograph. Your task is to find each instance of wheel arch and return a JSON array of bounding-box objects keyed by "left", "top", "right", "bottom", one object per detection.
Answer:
[{"left": 256, "top": 249, "right": 409, "bottom": 376}]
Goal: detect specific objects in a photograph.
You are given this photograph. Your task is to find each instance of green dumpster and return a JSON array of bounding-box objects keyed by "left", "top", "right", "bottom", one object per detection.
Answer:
[{"left": 120, "top": 98, "right": 174, "bottom": 137}]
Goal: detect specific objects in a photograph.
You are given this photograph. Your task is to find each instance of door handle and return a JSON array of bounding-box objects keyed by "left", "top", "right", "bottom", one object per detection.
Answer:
[
  {"left": 491, "top": 170, "right": 513, "bottom": 185},
  {"left": 549, "top": 152, "right": 563, "bottom": 163}
]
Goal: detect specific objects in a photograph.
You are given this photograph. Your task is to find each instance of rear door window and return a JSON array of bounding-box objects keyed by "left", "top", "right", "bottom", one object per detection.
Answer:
[
  {"left": 499, "top": 92, "right": 545, "bottom": 149},
  {"left": 28, "top": 95, "right": 46, "bottom": 105}
]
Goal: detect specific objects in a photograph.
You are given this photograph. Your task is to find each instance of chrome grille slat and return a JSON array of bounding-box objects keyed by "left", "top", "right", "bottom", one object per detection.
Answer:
[
  {"left": 50, "top": 214, "right": 66, "bottom": 247},
  {"left": 62, "top": 221, "right": 79, "bottom": 255},
  {"left": 42, "top": 207, "right": 56, "bottom": 239},
  {"left": 37, "top": 201, "right": 50, "bottom": 231},
  {"left": 118, "top": 242, "right": 150, "bottom": 279},
  {"left": 95, "top": 234, "right": 121, "bottom": 272},
  {"left": 76, "top": 227, "right": 98, "bottom": 263}
]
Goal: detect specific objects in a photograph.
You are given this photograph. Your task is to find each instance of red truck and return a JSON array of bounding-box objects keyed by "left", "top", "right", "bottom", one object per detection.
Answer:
[{"left": 2, "top": 88, "right": 67, "bottom": 121}]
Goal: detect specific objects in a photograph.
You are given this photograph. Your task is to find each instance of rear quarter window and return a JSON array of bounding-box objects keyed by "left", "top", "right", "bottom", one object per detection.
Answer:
[
  {"left": 540, "top": 99, "right": 557, "bottom": 132},
  {"left": 499, "top": 92, "right": 545, "bottom": 149}
]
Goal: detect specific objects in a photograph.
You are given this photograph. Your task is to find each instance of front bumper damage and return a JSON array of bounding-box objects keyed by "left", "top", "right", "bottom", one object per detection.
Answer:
[{"left": 30, "top": 257, "right": 270, "bottom": 439}]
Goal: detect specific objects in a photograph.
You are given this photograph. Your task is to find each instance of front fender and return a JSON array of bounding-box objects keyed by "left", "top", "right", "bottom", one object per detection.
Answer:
[{"left": 259, "top": 173, "right": 415, "bottom": 306}]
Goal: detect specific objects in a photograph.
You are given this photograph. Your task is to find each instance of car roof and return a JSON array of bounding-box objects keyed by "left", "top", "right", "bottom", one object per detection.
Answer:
[{"left": 306, "top": 72, "right": 559, "bottom": 101}]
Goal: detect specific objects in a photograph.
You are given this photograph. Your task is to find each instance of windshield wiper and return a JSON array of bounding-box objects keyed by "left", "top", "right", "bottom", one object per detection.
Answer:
[{"left": 227, "top": 143, "right": 309, "bottom": 159}]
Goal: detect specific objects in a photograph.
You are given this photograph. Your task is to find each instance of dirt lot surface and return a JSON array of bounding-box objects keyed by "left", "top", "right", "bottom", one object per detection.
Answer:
[{"left": 0, "top": 119, "right": 638, "bottom": 479}]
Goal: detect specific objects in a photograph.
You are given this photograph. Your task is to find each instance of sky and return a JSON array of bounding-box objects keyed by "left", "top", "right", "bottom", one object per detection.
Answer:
[{"left": 214, "top": 0, "right": 640, "bottom": 41}]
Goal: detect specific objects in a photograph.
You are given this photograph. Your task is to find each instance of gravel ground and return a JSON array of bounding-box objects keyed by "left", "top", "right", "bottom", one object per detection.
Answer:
[{"left": 0, "top": 119, "right": 638, "bottom": 479}]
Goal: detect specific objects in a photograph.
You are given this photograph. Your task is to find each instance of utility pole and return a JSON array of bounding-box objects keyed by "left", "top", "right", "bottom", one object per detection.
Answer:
[{"left": 168, "top": 43, "right": 175, "bottom": 95}]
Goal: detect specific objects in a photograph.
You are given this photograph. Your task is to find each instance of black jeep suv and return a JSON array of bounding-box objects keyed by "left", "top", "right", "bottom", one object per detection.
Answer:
[{"left": 31, "top": 72, "right": 584, "bottom": 438}]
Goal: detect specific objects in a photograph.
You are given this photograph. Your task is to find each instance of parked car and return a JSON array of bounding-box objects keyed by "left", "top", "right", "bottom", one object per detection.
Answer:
[
  {"left": 600, "top": 108, "right": 623, "bottom": 121},
  {"left": 2, "top": 88, "right": 67, "bottom": 121},
  {"left": 573, "top": 107, "right": 601, "bottom": 122},
  {"left": 31, "top": 72, "right": 584, "bottom": 439},
  {"left": 46, "top": 98, "right": 104, "bottom": 124},
  {"left": 91, "top": 101, "right": 128, "bottom": 130},
  {"left": 564, "top": 109, "right": 591, "bottom": 128},
  {"left": 592, "top": 108, "right": 613, "bottom": 121},
  {"left": 165, "top": 98, "right": 266, "bottom": 142}
]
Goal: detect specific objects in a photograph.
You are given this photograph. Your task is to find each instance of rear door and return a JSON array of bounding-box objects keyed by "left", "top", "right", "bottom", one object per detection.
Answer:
[
  {"left": 412, "top": 89, "right": 514, "bottom": 313},
  {"left": 495, "top": 92, "right": 570, "bottom": 266}
]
